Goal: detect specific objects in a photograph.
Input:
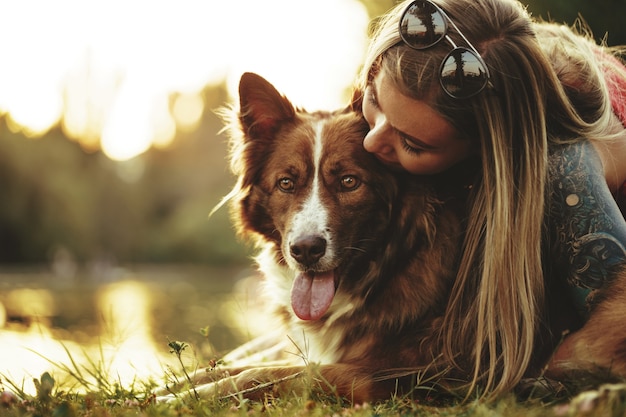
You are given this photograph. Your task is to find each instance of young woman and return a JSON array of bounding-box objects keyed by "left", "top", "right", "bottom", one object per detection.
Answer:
[{"left": 356, "top": 0, "right": 626, "bottom": 397}]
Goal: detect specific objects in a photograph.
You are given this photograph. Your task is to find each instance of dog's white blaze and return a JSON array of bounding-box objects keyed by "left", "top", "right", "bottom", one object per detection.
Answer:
[{"left": 286, "top": 120, "right": 333, "bottom": 267}]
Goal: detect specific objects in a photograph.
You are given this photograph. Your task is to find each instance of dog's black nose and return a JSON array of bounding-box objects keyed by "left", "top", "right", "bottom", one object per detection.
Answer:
[{"left": 290, "top": 235, "right": 327, "bottom": 267}]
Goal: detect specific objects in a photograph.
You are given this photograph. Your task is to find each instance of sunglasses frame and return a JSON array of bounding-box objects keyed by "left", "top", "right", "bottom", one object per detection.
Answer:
[{"left": 399, "top": 0, "right": 492, "bottom": 99}]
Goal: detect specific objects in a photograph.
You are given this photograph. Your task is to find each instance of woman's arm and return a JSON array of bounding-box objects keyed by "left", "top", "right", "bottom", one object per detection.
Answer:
[{"left": 547, "top": 140, "right": 626, "bottom": 307}]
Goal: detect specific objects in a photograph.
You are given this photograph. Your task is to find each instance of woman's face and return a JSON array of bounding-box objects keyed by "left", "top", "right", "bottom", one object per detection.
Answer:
[{"left": 362, "top": 69, "right": 477, "bottom": 175}]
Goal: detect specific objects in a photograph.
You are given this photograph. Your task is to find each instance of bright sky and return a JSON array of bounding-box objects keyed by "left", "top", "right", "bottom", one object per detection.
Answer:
[{"left": 0, "top": 0, "right": 369, "bottom": 160}]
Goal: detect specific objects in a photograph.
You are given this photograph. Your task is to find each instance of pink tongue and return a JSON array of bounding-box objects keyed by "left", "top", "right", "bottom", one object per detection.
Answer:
[{"left": 291, "top": 271, "right": 335, "bottom": 321}]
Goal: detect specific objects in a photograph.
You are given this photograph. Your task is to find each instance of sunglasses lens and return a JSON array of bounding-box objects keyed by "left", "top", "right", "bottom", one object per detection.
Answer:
[
  {"left": 440, "top": 48, "right": 489, "bottom": 98},
  {"left": 399, "top": 0, "right": 446, "bottom": 49}
]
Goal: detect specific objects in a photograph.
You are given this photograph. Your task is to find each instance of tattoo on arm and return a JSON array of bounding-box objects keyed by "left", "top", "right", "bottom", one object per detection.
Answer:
[{"left": 548, "top": 141, "right": 626, "bottom": 290}]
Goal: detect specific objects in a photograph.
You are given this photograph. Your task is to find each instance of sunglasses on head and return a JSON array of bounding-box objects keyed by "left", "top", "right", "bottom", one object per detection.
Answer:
[{"left": 399, "top": 0, "right": 492, "bottom": 99}]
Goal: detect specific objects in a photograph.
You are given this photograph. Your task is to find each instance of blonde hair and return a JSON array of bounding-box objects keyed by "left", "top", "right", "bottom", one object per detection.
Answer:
[
  {"left": 357, "top": 0, "right": 626, "bottom": 399},
  {"left": 536, "top": 20, "right": 626, "bottom": 133}
]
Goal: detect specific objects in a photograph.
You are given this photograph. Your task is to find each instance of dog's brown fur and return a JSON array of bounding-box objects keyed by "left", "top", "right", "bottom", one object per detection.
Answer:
[{"left": 157, "top": 73, "right": 626, "bottom": 404}]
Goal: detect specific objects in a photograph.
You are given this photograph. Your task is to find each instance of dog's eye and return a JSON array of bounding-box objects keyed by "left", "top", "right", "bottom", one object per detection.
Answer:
[
  {"left": 341, "top": 175, "right": 360, "bottom": 191},
  {"left": 277, "top": 177, "right": 295, "bottom": 192}
]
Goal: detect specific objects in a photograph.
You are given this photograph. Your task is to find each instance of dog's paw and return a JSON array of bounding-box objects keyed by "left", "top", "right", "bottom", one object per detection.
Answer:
[
  {"left": 516, "top": 376, "right": 567, "bottom": 399},
  {"left": 155, "top": 393, "right": 178, "bottom": 404},
  {"left": 554, "top": 383, "right": 626, "bottom": 416},
  {"left": 154, "top": 387, "right": 207, "bottom": 404}
]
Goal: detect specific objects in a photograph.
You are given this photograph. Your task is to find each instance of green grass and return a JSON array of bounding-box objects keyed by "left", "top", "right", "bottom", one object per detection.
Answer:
[
  {"left": 3, "top": 374, "right": 626, "bottom": 417},
  {"left": 3, "top": 343, "right": 626, "bottom": 417}
]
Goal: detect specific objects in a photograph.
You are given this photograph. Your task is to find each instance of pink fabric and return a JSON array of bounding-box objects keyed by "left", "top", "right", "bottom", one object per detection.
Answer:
[{"left": 595, "top": 49, "right": 626, "bottom": 127}]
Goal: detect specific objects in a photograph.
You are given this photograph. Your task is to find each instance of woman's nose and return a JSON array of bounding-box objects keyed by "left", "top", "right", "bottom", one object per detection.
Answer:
[{"left": 363, "top": 126, "right": 393, "bottom": 155}]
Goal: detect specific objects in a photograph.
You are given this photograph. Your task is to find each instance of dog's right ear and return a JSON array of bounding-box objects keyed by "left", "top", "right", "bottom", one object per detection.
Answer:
[{"left": 238, "top": 72, "right": 296, "bottom": 139}]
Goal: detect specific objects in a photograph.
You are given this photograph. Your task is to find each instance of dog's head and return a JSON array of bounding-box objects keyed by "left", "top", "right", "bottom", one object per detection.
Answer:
[{"left": 222, "top": 72, "right": 403, "bottom": 320}]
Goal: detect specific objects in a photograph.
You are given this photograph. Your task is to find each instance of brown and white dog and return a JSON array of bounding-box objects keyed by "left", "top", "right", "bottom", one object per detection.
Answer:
[{"left": 157, "top": 72, "right": 626, "bottom": 404}]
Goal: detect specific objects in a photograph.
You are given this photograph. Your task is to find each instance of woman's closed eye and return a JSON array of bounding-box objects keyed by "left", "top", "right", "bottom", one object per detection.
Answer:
[
  {"left": 366, "top": 83, "right": 380, "bottom": 109},
  {"left": 399, "top": 133, "right": 428, "bottom": 155}
]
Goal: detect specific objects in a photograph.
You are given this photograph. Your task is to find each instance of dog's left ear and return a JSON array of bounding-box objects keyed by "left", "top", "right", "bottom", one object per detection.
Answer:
[{"left": 238, "top": 72, "right": 296, "bottom": 139}]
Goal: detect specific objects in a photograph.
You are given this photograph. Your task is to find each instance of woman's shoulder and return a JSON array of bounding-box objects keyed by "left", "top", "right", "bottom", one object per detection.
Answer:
[{"left": 546, "top": 140, "right": 626, "bottom": 294}]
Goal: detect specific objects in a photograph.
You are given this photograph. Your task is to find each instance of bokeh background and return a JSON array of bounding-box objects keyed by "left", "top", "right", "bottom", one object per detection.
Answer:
[{"left": 1, "top": 0, "right": 625, "bottom": 392}]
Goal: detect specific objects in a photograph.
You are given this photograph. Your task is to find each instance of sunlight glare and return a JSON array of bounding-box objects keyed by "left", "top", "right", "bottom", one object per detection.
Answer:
[
  {"left": 173, "top": 93, "right": 205, "bottom": 134},
  {"left": 100, "top": 81, "right": 167, "bottom": 161},
  {"left": 0, "top": 324, "right": 84, "bottom": 394},
  {"left": 0, "top": 280, "right": 174, "bottom": 395},
  {"left": 0, "top": 0, "right": 369, "bottom": 160},
  {"left": 5, "top": 84, "right": 63, "bottom": 137},
  {"left": 96, "top": 280, "right": 169, "bottom": 384}
]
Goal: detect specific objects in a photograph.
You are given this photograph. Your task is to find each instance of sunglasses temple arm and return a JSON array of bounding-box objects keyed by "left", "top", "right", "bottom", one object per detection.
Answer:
[{"left": 443, "top": 34, "right": 459, "bottom": 49}]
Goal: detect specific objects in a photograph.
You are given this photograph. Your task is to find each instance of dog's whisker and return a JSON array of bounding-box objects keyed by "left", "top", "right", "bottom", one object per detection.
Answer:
[{"left": 342, "top": 246, "right": 367, "bottom": 254}]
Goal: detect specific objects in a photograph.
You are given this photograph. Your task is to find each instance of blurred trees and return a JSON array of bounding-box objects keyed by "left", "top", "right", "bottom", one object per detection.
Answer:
[{"left": 0, "top": 84, "right": 250, "bottom": 265}]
